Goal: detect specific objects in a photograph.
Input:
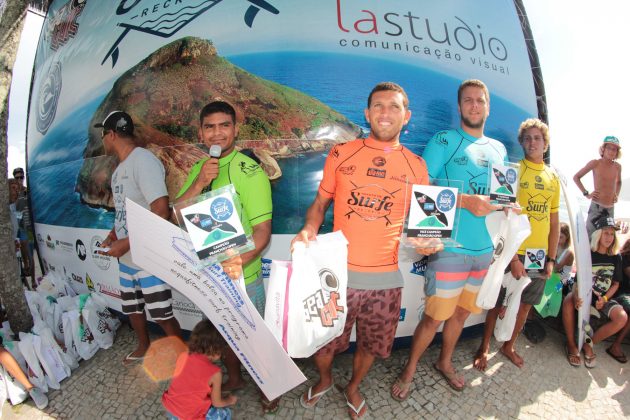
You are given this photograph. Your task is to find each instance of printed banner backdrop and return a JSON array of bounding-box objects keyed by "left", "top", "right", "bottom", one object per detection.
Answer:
[{"left": 27, "top": 0, "right": 538, "bottom": 334}]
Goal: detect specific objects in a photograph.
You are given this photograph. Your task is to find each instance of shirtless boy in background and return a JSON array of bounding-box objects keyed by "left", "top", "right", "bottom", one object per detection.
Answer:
[{"left": 574, "top": 136, "right": 622, "bottom": 238}]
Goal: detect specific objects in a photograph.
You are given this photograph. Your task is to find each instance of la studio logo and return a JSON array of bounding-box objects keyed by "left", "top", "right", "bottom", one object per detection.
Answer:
[{"left": 103, "top": 0, "right": 280, "bottom": 67}]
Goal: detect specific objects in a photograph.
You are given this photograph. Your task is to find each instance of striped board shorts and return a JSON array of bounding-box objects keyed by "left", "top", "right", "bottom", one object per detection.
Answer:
[
  {"left": 119, "top": 262, "right": 174, "bottom": 321},
  {"left": 424, "top": 251, "right": 493, "bottom": 321}
]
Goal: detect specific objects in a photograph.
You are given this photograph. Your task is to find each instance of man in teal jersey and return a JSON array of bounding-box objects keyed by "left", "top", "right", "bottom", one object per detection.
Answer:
[
  {"left": 176, "top": 101, "right": 275, "bottom": 413},
  {"left": 392, "top": 79, "right": 506, "bottom": 399}
]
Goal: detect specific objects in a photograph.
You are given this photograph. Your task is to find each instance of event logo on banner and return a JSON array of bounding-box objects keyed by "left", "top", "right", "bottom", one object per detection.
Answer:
[
  {"left": 103, "top": 0, "right": 280, "bottom": 67},
  {"left": 36, "top": 61, "right": 62, "bottom": 134}
]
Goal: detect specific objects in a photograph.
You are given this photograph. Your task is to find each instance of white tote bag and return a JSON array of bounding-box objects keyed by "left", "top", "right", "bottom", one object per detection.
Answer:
[
  {"left": 494, "top": 273, "right": 531, "bottom": 342},
  {"left": 265, "top": 231, "right": 348, "bottom": 358},
  {"left": 477, "top": 210, "right": 531, "bottom": 309}
]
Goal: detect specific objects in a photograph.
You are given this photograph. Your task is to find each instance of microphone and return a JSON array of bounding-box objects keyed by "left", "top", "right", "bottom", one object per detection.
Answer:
[{"left": 209, "top": 144, "right": 222, "bottom": 158}]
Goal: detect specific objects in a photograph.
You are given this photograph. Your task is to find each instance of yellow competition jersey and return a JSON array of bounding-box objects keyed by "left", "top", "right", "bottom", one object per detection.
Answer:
[{"left": 517, "top": 159, "right": 560, "bottom": 254}]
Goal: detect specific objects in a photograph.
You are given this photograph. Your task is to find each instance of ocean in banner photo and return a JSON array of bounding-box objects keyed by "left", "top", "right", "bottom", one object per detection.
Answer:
[{"left": 28, "top": 52, "right": 529, "bottom": 230}]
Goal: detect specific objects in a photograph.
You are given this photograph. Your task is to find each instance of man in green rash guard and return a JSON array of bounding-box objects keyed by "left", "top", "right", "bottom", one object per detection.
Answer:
[{"left": 176, "top": 101, "right": 276, "bottom": 414}]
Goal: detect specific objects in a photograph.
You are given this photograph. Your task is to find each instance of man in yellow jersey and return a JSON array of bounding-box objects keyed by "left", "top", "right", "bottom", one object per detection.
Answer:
[{"left": 473, "top": 118, "right": 560, "bottom": 370}]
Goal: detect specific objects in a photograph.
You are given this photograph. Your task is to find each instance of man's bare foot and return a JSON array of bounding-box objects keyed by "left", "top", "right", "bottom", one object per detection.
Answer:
[
  {"left": 500, "top": 345, "right": 524, "bottom": 368},
  {"left": 473, "top": 348, "right": 489, "bottom": 371},
  {"left": 433, "top": 362, "right": 465, "bottom": 391}
]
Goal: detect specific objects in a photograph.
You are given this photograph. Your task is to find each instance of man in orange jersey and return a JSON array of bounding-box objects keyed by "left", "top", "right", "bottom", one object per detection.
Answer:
[{"left": 291, "top": 82, "right": 436, "bottom": 419}]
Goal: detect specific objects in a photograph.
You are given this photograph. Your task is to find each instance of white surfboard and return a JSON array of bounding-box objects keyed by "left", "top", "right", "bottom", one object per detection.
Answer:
[{"left": 556, "top": 168, "right": 592, "bottom": 351}]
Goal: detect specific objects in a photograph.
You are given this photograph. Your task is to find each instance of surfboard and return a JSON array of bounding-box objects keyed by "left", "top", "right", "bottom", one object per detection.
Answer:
[{"left": 556, "top": 168, "right": 593, "bottom": 351}]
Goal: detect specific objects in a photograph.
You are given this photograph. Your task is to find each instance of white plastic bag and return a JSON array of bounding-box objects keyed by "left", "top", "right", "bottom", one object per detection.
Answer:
[
  {"left": 82, "top": 295, "right": 119, "bottom": 349},
  {"left": 0, "top": 340, "right": 28, "bottom": 405},
  {"left": 494, "top": 273, "right": 531, "bottom": 342},
  {"left": 0, "top": 366, "right": 28, "bottom": 405},
  {"left": 33, "top": 324, "right": 74, "bottom": 378},
  {"left": 1, "top": 341, "right": 27, "bottom": 374},
  {"left": 67, "top": 309, "right": 99, "bottom": 360},
  {"left": 24, "top": 291, "right": 45, "bottom": 325},
  {"left": 1, "top": 321, "right": 15, "bottom": 341},
  {"left": 264, "top": 260, "right": 291, "bottom": 346},
  {"left": 265, "top": 231, "right": 348, "bottom": 358},
  {"left": 477, "top": 210, "right": 531, "bottom": 309},
  {"left": 40, "top": 295, "right": 60, "bottom": 337},
  {"left": 17, "top": 333, "right": 48, "bottom": 393},
  {"left": 44, "top": 271, "right": 77, "bottom": 297},
  {"left": 61, "top": 312, "right": 80, "bottom": 363}
]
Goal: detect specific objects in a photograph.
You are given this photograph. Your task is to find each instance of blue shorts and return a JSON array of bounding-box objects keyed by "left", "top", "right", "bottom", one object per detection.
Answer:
[
  {"left": 166, "top": 406, "right": 232, "bottom": 420},
  {"left": 119, "top": 263, "right": 174, "bottom": 320}
]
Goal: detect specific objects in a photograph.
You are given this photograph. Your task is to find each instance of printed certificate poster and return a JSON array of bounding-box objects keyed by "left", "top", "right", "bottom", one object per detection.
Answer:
[
  {"left": 176, "top": 186, "right": 250, "bottom": 261},
  {"left": 489, "top": 162, "right": 519, "bottom": 205},
  {"left": 407, "top": 185, "right": 458, "bottom": 239},
  {"left": 126, "top": 199, "right": 306, "bottom": 400}
]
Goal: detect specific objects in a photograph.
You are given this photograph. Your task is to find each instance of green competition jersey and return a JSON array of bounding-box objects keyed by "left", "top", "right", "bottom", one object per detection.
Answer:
[{"left": 177, "top": 149, "right": 272, "bottom": 284}]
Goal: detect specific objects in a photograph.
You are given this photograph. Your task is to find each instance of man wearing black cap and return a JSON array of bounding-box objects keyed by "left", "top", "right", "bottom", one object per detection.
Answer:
[{"left": 96, "top": 111, "right": 182, "bottom": 363}]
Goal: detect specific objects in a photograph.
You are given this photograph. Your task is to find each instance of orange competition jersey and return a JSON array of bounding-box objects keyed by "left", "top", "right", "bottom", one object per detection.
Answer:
[{"left": 319, "top": 137, "right": 428, "bottom": 273}]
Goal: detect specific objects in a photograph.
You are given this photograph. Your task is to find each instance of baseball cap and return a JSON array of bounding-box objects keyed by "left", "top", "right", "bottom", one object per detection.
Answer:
[
  {"left": 94, "top": 111, "right": 134, "bottom": 135},
  {"left": 602, "top": 136, "right": 620, "bottom": 147},
  {"left": 593, "top": 216, "right": 620, "bottom": 231}
]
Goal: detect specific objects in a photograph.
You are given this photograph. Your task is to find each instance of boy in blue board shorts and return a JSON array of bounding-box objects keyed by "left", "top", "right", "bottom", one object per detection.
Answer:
[{"left": 392, "top": 79, "right": 506, "bottom": 399}]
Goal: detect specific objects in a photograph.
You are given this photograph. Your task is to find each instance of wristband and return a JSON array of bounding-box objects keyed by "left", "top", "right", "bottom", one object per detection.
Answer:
[
  {"left": 583, "top": 190, "right": 589, "bottom": 197},
  {"left": 603, "top": 295, "right": 608, "bottom": 303},
  {"left": 547, "top": 257, "right": 557, "bottom": 265}
]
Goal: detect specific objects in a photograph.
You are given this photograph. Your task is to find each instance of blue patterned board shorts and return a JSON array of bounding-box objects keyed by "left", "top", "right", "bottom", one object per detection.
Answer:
[{"left": 166, "top": 406, "right": 232, "bottom": 420}]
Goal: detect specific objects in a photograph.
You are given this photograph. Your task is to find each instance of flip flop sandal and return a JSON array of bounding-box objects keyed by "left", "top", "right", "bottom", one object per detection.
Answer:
[
  {"left": 341, "top": 388, "right": 368, "bottom": 419},
  {"left": 565, "top": 346, "right": 581, "bottom": 367},
  {"left": 122, "top": 351, "right": 145, "bottom": 365},
  {"left": 433, "top": 363, "right": 464, "bottom": 392},
  {"left": 605, "top": 347, "right": 628, "bottom": 364},
  {"left": 299, "top": 382, "right": 334, "bottom": 408},
  {"left": 583, "top": 353, "right": 597, "bottom": 369},
  {"left": 390, "top": 377, "right": 413, "bottom": 402}
]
